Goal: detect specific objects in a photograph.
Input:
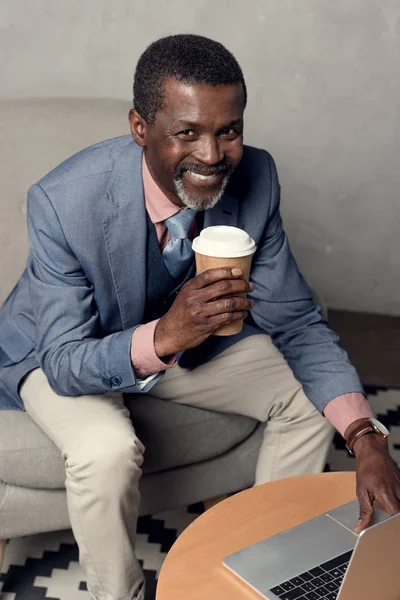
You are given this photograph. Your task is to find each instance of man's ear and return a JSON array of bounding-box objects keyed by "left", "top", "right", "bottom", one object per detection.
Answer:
[{"left": 129, "top": 109, "right": 147, "bottom": 147}]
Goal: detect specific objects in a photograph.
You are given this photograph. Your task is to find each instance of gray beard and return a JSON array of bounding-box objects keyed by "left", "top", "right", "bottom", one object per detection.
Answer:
[{"left": 173, "top": 174, "right": 230, "bottom": 211}]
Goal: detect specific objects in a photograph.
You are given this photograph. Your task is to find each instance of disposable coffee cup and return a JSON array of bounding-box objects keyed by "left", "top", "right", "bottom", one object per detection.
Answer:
[{"left": 192, "top": 226, "right": 256, "bottom": 336}]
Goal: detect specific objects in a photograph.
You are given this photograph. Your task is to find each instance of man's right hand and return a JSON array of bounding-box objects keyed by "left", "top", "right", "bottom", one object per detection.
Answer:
[{"left": 154, "top": 267, "right": 254, "bottom": 358}]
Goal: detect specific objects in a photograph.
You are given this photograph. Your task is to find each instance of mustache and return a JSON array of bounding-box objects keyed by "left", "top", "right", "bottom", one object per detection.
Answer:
[{"left": 174, "top": 160, "right": 235, "bottom": 179}]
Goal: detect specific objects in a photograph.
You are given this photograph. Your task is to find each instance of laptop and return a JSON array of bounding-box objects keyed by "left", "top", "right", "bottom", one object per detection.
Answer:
[{"left": 223, "top": 499, "right": 400, "bottom": 600}]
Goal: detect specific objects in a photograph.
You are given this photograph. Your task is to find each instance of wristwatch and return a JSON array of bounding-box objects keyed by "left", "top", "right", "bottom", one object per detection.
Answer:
[{"left": 345, "top": 418, "right": 389, "bottom": 455}]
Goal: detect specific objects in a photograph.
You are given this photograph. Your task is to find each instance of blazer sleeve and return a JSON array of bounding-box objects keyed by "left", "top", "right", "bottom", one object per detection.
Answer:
[
  {"left": 249, "top": 153, "right": 364, "bottom": 412},
  {"left": 26, "top": 183, "right": 163, "bottom": 396}
]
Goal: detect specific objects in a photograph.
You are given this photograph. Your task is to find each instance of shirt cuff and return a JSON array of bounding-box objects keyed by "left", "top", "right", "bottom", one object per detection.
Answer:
[
  {"left": 135, "top": 372, "right": 161, "bottom": 391},
  {"left": 130, "top": 320, "right": 177, "bottom": 379},
  {"left": 323, "top": 392, "right": 374, "bottom": 437}
]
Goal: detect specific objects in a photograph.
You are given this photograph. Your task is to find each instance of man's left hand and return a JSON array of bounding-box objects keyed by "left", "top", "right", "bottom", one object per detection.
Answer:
[{"left": 352, "top": 432, "right": 400, "bottom": 533}]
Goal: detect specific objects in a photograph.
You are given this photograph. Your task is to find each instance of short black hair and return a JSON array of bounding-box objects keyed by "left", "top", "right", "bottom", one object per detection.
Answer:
[{"left": 133, "top": 34, "right": 247, "bottom": 125}]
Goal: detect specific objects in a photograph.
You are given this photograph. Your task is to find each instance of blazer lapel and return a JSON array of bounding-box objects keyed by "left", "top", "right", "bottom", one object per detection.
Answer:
[{"left": 103, "top": 142, "right": 147, "bottom": 330}]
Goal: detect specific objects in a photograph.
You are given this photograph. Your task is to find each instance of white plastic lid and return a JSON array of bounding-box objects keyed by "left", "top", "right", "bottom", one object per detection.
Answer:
[{"left": 192, "top": 226, "right": 256, "bottom": 258}]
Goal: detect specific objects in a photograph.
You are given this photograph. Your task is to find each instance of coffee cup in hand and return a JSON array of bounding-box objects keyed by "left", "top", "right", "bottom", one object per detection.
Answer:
[{"left": 192, "top": 226, "right": 256, "bottom": 336}]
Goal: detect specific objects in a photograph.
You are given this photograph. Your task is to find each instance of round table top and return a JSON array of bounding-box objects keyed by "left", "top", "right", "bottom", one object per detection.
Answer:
[{"left": 156, "top": 472, "right": 356, "bottom": 600}]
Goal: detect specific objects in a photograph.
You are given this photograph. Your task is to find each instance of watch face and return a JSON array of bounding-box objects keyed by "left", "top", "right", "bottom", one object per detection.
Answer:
[{"left": 371, "top": 418, "right": 390, "bottom": 437}]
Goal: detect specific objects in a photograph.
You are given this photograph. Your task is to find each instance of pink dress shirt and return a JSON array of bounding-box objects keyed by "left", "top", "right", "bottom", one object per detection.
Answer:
[
  {"left": 129, "top": 155, "right": 180, "bottom": 378},
  {"left": 130, "top": 155, "right": 373, "bottom": 436}
]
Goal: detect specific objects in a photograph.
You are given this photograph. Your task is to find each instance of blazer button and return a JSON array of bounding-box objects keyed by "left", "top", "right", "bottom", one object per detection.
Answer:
[
  {"left": 102, "top": 378, "right": 112, "bottom": 388},
  {"left": 110, "top": 375, "right": 122, "bottom": 387}
]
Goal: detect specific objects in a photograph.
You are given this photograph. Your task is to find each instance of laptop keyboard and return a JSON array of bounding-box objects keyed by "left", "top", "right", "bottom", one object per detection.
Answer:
[{"left": 269, "top": 550, "right": 353, "bottom": 600}]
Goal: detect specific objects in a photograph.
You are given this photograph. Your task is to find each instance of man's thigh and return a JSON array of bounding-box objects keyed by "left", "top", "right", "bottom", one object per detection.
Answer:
[
  {"left": 151, "top": 334, "right": 316, "bottom": 423},
  {"left": 20, "top": 368, "right": 143, "bottom": 458}
]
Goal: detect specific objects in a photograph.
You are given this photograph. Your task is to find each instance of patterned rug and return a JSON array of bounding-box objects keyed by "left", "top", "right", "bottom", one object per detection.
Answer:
[{"left": 1, "top": 387, "right": 399, "bottom": 600}]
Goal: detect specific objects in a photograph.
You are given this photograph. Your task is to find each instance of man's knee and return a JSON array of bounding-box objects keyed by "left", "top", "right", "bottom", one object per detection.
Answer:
[
  {"left": 271, "top": 385, "right": 331, "bottom": 429},
  {"left": 66, "top": 427, "right": 145, "bottom": 493},
  {"left": 289, "top": 389, "right": 334, "bottom": 442}
]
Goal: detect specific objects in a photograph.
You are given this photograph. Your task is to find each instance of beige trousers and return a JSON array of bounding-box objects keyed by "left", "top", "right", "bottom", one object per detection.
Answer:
[{"left": 20, "top": 334, "right": 333, "bottom": 600}]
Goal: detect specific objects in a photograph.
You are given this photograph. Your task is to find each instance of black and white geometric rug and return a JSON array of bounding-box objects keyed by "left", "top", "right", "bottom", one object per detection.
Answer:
[{"left": 1, "top": 386, "right": 399, "bottom": 600}]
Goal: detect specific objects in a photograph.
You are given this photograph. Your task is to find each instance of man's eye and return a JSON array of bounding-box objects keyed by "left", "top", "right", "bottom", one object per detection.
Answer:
[
  {"left": 220, "top": 128, "right": 241, "bottom": 137},
  {"left": 178, "top": 129, "right": 196, "bottom": 137}
]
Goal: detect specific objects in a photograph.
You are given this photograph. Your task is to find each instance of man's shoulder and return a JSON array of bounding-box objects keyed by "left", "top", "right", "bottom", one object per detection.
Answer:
[
  {"left": 231, "top": 145, "right": 277, "bottom": 196},
  {"left": 241, "top": 144, "right": 274, "bottom": 171},
  {"left": 37, "top": 135, "right": 137, "bottom": 191}
]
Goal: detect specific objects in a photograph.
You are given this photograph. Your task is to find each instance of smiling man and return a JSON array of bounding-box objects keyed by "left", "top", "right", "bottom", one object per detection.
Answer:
[
  {"left": 1, "top": 35, "right": 400, "bottom": 600},
  {"left": 134, "top": 77, "right": 241, "bottom": 211}
]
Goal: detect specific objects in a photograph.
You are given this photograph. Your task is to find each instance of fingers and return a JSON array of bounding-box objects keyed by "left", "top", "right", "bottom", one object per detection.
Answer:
[
  {"left": 205, "top": 278, "right": 254, "bottom": 301},
  {"left": 203, "top": 295, "right": 254, "bottom": 317},
  {"left": 355, "top": 489, "right": 374, "bottom": 533},
  {"left": 194, "top": 267, "right": 254, "bottom": 293},
  {"left": 209, "top": 310, "right": 249, "bottom": 331},
  {"left": 195, "top": 276, "right": 254, "bottom": 306},
  {"left": 194, "top": 267, "right": 243, "bottom": 289},
  {"left": 178, "top": 268, "right": 255, "bottom": 338}
]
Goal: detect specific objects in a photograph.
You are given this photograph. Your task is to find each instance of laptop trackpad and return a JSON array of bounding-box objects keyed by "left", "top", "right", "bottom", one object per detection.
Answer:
[
  {"left": 223, "top": 514, "right": 357, "bottom": 595},
  {"left": 328, "top": 498, "right": 390, "bottom": 532}
]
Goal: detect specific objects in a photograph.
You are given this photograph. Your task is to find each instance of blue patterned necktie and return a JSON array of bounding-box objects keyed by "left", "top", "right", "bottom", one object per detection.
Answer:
[{"left": 163, "top": 208, "right": 197, "bottom": 280}]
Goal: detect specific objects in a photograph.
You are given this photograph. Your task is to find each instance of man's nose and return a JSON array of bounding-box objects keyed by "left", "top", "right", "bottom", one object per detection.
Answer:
[{"left": 193, "top": 135, "right": 224, "bottom": 165}]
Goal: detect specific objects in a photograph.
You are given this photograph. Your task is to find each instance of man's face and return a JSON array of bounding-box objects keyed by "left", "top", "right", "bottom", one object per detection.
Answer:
[{"left": 130, "top": 78, "right": 245, "bottom": 210}]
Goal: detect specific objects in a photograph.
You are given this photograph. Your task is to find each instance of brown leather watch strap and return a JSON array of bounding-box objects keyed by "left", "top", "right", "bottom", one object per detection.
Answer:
[{"left": 346, "top": 420, "right": 375, "bottom": 455}]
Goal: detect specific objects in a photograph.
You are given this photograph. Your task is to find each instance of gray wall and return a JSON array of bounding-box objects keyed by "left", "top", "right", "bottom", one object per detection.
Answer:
[{"left": 1, "top": 0, "right": 399, "bottom": 314}]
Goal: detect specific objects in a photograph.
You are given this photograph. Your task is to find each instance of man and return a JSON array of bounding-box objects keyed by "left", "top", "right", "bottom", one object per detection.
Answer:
[{"left": 0, "top": 34, "right": 399, "bottom": 600}]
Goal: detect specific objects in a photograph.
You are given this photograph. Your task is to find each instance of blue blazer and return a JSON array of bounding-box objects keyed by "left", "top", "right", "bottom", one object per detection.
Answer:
[{"left": 0, "top": 137, "right": 363, "bottom": 410}]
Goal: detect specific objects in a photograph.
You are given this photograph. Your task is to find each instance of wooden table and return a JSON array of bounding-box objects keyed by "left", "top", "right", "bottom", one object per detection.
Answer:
[{"left": 156, "top": 472, "right": 356, "bottom": 600}]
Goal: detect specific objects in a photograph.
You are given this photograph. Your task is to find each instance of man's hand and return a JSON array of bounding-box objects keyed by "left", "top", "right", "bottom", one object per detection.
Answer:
[
  {"left": 154, "top": 267, "right": 254, "bottom": 357},
  {"left": 347, "top": 421, "right": 400, "bottom": 533}
]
